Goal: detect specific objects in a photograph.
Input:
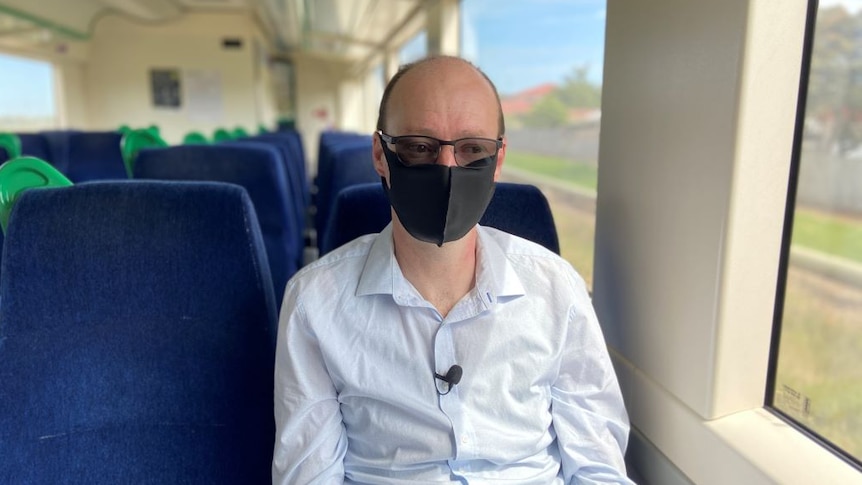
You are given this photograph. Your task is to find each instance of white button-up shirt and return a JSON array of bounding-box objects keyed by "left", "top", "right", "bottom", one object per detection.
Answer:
[{"left": 273, "top": 224, "right": 632, "bottom": 484}]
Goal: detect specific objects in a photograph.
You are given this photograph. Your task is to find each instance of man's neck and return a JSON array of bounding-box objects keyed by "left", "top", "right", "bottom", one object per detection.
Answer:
[{"left": 392, "top": 224, "right": 478, "bottom": 318}]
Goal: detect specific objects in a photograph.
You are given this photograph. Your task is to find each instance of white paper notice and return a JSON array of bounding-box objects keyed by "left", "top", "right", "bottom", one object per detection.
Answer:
[{"left": 185, "top": 69, "right": 224, "bottom": 122}]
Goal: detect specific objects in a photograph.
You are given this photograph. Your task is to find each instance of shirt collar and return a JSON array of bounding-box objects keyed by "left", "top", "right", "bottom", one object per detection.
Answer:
[
  {"left": 474, "top": 225, "right": 526, "bottom": 304},
  {"left": 356, "top": 223, "right": 397, "bottom": 297},
  {"left": 356, "top": 224, "right": 526, "bottom": 303}
]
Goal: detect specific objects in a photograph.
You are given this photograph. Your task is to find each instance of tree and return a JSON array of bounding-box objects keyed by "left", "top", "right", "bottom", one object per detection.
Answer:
[
  {"left": 517, "top": 64, "right": 602, "bottom": 128},
  {"left": 556, "top": 65, "right": 602, "bottom": 108},
  {"left": 520, "top": 93, "right": 569, "bottom": 128},
  {"left": 805, "top": 6, "right": 862, "bottom": 153}
]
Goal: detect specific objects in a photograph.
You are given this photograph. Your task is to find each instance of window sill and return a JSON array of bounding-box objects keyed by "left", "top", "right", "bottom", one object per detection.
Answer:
[{"left": 614, "top": 353, "right": 861, "bottom": 484}]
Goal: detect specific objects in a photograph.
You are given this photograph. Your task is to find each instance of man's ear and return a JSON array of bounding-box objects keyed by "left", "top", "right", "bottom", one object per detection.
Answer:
[
  {"left": 494, "top": 136, "right": 506, "bottom": 181},
  {"left": 372, "top": 134, "right": 389, "bottom": 182}
]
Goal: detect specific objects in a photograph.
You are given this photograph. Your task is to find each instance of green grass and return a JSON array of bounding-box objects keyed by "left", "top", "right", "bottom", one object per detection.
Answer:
[
  {"left": 504, "top": 150, "right": 598, "bottom": 191},
  {"left": 498, "top": 151, "right": 598, "bottom": 286},
  {"left": 775, "top": 268, "right": 862, "bottom": 460},
  {"left": 792, "top": 209, "right": 862, "bottom": 265},
  {"left": 547, "top": 192, "right": 595, "bottom": 287}
]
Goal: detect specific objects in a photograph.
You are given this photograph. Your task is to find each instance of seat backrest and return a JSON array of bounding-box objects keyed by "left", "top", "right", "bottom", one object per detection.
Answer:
[
  {"left": 315, "top": 141, "right": 377, "bottom": 250},
  {"left": 0, "top": 181, "right": 277, "bottom": 483},
  {"left": 321, "top": 182, "right": 561, "bottom": 255},
  {"left": 18, "top": 133, "right": 52, "bottom": 161},
  {"left": 39, "top": 130, "right": 80, "bottom": 174},
  {"left": 280, "top": 129, "right": 307, "bottom": 186},
  {"left": 317, "top": 132, "right": 370, "bottom": 177},
  {"left": 254, "top": 132, "right": 309, "bottom": 205},
  {"left": 66, "top": 131, "right": 127, "bottom": 182},
  {"left": 315, "top": 131, "right": 371, "bottom": 200},
  {"left": 321, "top": 182, "right": 392, "bottom": 255},
  {"left": 135, "top": 143, "right": 299, "bottom": 298},
  {"left": 235, "top": 135, "right": 308, "bottom": 262},
  {"left": 481, "top": 182, "right": 561, "bottom": 254}
]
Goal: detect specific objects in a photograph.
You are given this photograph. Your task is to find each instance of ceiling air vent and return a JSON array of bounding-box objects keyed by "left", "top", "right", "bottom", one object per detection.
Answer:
[{"left": 222, "top": 37, "right": 243, "bottom": 49}]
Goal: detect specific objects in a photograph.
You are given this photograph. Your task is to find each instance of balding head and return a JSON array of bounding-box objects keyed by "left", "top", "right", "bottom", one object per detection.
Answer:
[{"left": 376, "top": 56, "right": 505, "bottom": 137}]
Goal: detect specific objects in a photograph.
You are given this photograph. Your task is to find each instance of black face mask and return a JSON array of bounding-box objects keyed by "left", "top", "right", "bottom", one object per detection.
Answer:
[{"left": 380, "top": 142, "right": 497, "bottom": 246}]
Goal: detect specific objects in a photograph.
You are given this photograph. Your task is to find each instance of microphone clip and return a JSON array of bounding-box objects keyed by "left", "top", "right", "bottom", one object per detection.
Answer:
[{"left": 434, "top": 364, "right": 463, "bottom": 396}]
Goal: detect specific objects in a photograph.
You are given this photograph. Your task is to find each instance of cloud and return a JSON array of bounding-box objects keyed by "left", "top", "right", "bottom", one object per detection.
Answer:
[{"left": 820, "top": 0, "right": 862, "bottom": 12}]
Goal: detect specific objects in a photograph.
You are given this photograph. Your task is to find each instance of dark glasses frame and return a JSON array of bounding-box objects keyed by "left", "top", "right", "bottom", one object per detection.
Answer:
[{"left": 377, "top": 130, "right": 503, "bottom": 167}]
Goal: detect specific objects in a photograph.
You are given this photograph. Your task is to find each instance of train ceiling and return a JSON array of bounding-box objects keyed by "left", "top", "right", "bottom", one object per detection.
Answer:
[{"left": 0, "top": 0, "right": 425, "bottom": 62}]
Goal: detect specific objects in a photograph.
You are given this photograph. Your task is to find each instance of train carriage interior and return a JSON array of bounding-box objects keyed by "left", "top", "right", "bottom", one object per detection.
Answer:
[{"left": 0, "top": 0, "right": 860, "bottom": 483}]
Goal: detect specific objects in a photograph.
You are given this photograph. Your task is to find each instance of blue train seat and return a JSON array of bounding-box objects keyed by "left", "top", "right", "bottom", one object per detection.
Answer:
[
  {"left": 321, "top": 181, "right": 561, "bottom": 255},
  {"left": 255, "top": 132, "right": 309, "bottom": 206},
  {"left": 281, "top": 129, "right": 308, "bottom": 187},
  {"left": 6, "top": 132, "right": 73, "bottom": 170},
  {"left": 314, "top": 139, "right": 377, "bottom": 251},
  {"left": 0, "top": 181, "right": 276, "bottom": 483},
  {"left": 65, "top": 131, "right": 127, "bottom": 182},
  {"left": 18, "top": 133, "right": 52, "bottom": 161},
  {"left": 315, "top": 131, "right": 371, "bottom": 201},
  {"left": 135, "top": 143, "right": 299, "bottom": 299},
  {"left": 234, "top": 135, "right": 308, "bottom": 265},
  {"left": 38, "top": 130, "right": 80, "bottom": 175},
  {"left": 321, "top": 182, "right": 391, "bottom": 255}
]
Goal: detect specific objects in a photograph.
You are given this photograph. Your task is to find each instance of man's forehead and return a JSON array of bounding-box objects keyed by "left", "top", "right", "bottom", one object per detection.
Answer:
[
  {"left": 379, "top": 56, "right": 503, "bottom": 135},
  {"left": 390, "top": 63, "right": 496, "bottom": 108},
  {"left": 398, "top": 58, "right": 488, "bottom": 87}
]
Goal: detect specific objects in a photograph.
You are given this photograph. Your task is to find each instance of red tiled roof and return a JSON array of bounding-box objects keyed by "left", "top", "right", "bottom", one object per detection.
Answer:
[{"left": 501, "top": 83, "right": 557, "bottom": 115}]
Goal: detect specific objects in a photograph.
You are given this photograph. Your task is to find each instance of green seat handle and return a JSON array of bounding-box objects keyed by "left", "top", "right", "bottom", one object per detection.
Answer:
[
  {"left": 0, "top": 157, "right": 73, "bottom": 234},
  {"left": 183, "top": 131, "right": 209, "bottom": 145},
  {"left": 0, "top": 133, "right": 22, "bottom": 160},
  {"left": 213, "top": 128, "right": 233, "bottom": 142},
  {"left": 122, "top": 129, "right": 168, "bottom": 178}
]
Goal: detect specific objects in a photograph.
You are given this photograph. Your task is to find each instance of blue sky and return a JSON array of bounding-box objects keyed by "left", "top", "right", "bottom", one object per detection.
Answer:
[
  {"left": 0, "top": 52, "right": 55, "bottom": 117},
  {"left": 462, "top": 0, "right": 607, "bottom": 96}
]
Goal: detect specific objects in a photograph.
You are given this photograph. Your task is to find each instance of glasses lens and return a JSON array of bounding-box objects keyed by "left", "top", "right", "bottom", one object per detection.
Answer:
[
  {"left": 454, "top": 139, "right": 499, "bottom": 166},
  {"left": 393, "top": 136, "right": 440, "bottom": 166}
]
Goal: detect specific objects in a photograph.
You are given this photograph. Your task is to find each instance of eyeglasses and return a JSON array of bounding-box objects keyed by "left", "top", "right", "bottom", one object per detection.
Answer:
[{"left": 378, "top": 131, "right": 502, "bottom": 167}]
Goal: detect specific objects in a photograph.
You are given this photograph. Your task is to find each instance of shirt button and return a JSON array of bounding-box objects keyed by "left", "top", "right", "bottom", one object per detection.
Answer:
[{"left": 460, "top": 436, "right": 469, "bottom": 445}]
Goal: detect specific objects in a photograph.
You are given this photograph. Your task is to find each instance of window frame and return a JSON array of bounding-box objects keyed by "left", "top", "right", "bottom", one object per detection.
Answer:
[{"left": 764, "top": 0, "right": 862, "bottom": 470}]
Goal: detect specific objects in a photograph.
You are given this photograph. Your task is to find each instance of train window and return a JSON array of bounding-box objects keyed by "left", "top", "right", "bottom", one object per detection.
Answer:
[
  {"left": 462, "top": 0, "right": 605, "bottom": 288},
  {"left": 769, "top": 0, "right": 862, "bottom": 467},
  {"left": 400, "top": 31, "right": 427, "bottom": 65},
  {"left": 0, "top": 51, "right": 57, "bottom": 131}
]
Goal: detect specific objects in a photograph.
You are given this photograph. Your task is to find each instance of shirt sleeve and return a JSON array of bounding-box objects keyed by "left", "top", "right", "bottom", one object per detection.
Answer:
[
  {"left": 552, "top": 291, "right": 634, "bottom": 484},
  {"left": 272, "top": 288, "right": 348, "bottom": 485}
]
